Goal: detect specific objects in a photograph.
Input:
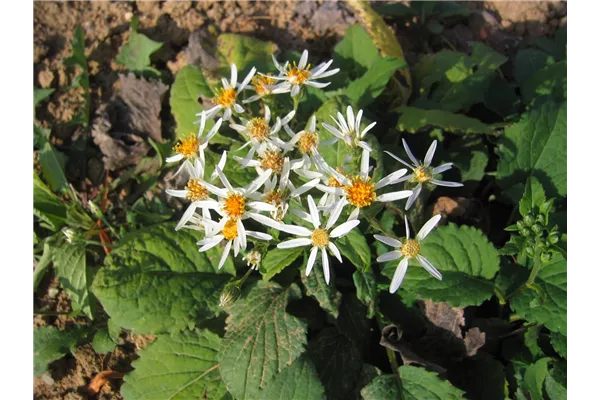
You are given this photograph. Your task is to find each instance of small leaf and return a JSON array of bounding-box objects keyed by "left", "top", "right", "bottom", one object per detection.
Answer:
[
  {"left": 519, "top": 176, "right": 547, "bottom": 217},
  {"left": 38, "top": 141, "right": 69, "bottom": 193},
  {"left": 115, "top": 19, "right": 163, "bottom": 75},
  {"left": 262, "top": 355, "right": 326, "bottom": 400},
  {"left": 346, "top": 56, "right": 407, "bottom": 108},
  {"left": 301, "top": 255, "right": 342, "bottom": 318},
  {"left": 91, "top": 328, "right": 117, "bottom": 354},
  {"left": 34, "top": 87, "right": 54, "bottom": 110},
  {"left": 260, "top": 246, "right": 304, "bottom": 281},
  {"left": 523, "top": 358, "right": 550, "bottom": 400},
  {"left": 549, "top": 331, "right": 566, "bottom": 359},
  {"left": 121, "top": 329, "right": 229, "bottom": 399},
  {"left": 336, "top": 229, "right": 372, "bottom": 272},
  {"left": 396, "top": 106, "right": 492, "bottom": 134},
  {"left": 170, "top": 65, "right": 214, "bottom": 139},
  {"left": 34, "top": 326, "right": 87, "bottom": 376},
  {"left": 34, "top": 240, "right": 53, "bottom": 291},
  {"left": 353, "top": 268, "right": 378, "bottom": 318},
  {"left": 33, "top": 171, "right": 67, "bottom": 231}
]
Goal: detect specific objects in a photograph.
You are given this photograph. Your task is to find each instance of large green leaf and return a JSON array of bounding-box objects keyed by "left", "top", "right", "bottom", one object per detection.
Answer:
[
  {"left": 52, "top": 236, "right": 96, "bottom": 319},
  {"left": 34, "top": 326, "right": 87, "bottom": 376},
  {"left": 301, "top": 255, "right": 342, "bottom": 318},
  {"left": 514, "top": 49, "right": 554, "bottom": 85},
  {"left": 345, "top": 57, "right": 407, "bottom": 108},
  {"left": 121, "top": 329, "right": 229, "bottom": 399},
  {"left": 544, "top": 374, "right": 567, "bottom": 400},
  {"left": 33, "top": 171, "right": 67, "bottom": 231},
  {"left": 522, "top": 358, "right": 550, "bottom": 400},
  {"left": 497, "top": 102, "right": 567, "bottom": 201},
  {"left": 383, "top": 223, "right": 500, "bottom": 307},
  {"left": 38, "top": 141, "right": 68, "bottom": 193},
  {"left": 170, "top": 65, "right": 214, "bottom": 139},
  {"left": 519, "top": 176, "right": 547, "bottom": 217},
  {"left": 262, "top": 355, "right": 325, "bottom": 400},
  {"left": 336, "top": 229, "right": 372, "bottom": 272},
  {"left": 259, "top": 246, "right": 304, "bottom": 281},
  {"left": 353, "top": 268, "right": 378, "bottom": 318},
  {"left": 396, "top": 106, "right": 492, "bottom": 134},
  {"left": 219, "top": 282, "right": 307, "bottom": 399},
  {"left": 92, "top": 223, "right": 234, "bottom": 334},
  {"left": 334, "top": 24, "right": 380, "bottom": 78},
  {"left": 550, "top": 331, "right": 566, "bottom": 359},
  {"left": 521, "top": 61, "right": 566, "bottom": 105},
  {"left": 511, "top": 255, "right": 567, "bottom": 335},
  {"left": 216, "top": 33, "right": 277, "bottom": 76},
  {"left": 115, "top": 18, "right": 163, "bottom": 75},
  {"left": 360, "top": 375, "right": 402, "bottom": 399}
]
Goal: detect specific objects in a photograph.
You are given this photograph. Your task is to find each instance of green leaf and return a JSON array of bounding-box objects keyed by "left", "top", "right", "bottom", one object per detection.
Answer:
[
  {"left": 64, "top": 26, "right": 90, "bottom": 126},
  {"left": 34, "top": 326, "right": 87, "bottom": 376},
  {"left": 346, "top": 56, "right": 407, "bottom": 108},
  {"left": 514, "top": 49, "right": 554, "bottom": 84},
  {"left": 92, "top": 223, "right": 234, "bottom": 334},
  {"left": 34, "top": 172, "right": 67, "bottom": 231},
  {"left": 396, "top": 106, "right": 492, "bottom": 134},
  {"left": 383, "top": 223, "right": 500, "bottom": 307},
  {"left": 34, "top": 124, "right": 51, "bottom": 149},
  {"left": 219, "top": 282, "right": 307, "bottom": 400},
  {"left": 91, "top": 328, "right": 117, "bottom": 354},
  {"left": 433, "top": 1, "right": 471, "bottom": 19},
  {"left": 170, "top": 65, "right": 214, "bottom": 139},
  {"left": 216, "top": 33, "right": 277, "bottom": 76},
  {"left": 360, "top": 375, "right": 401, "bottom": 399},
  {"left": 550, "top": 331, "right": 566, "bottom": 359},
  {"left": 52, "top": 236, "right": 96, "bottom": 319},
  {"left": 262, "top": 355, "right": 326, "bottom": 400},
  {"left": 511, "top": 254, "right": 566, "bottom": 336},
  {"left": 521, "top": 61, "right": 566, "bottom": 105},
  {"left": 301, "top": 254, "right": 342, "bottom": 318},
  {"left": 121, "top": 329, "right": 229, "bottom": 399},
  {"left": 373, "top": 2, "right": 417, "bottom": 18},
  {"left": 34, "top": 241, "right": 54, "bottom": 291},
  {"left": 544, "top": 374, "right": 567, "bottom": 400},
  {"left": 309, "top": 328, "right": 362, "bottom": 400},
  {"left": 336, "top": 229, "right": 372, "bottom": 272},
  {"left": 400, "top": 365, "right": 465, "bottom": 399},
  {"left": 115, "top": 19, "right": 163, "bottom": 75},
  {"left": 519, "top": 176, "right": 547, "bottom": 217},
  {"left": 497, "top": 101, "right": 567, "bottom": 201},
  {"left": 108, "top": 318, "right": 122, "bottom": 343},
  {"left": 34, "top": 87, "right": 54, "bottom": 110},
  {"left": 334, "top": 24, "right": 380, "bottom": 78},
  {"left": 523, "top": 358, "right": 550, "bottom": 400},
  {"left": 353, "top": 268, "right": 378, "bottom": 318},
  {"left": 259, "top": 246, "right": 304, "bottom": 281},
  {"left": 38, "top": 141, "right": 68, "bottom": 193}
]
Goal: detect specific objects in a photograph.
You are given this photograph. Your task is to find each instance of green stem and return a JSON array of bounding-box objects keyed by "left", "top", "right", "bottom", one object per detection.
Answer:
[
  {"left": 375, "top": 315, "right": 402, "bottom": 382},
  {"left": 527, "top": 250, "right": 542, "bottom": 285}
]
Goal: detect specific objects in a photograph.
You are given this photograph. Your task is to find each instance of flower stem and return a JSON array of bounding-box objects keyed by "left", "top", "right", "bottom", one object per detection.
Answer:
[{"left": 526, "top": 250, "right": 543, "bottom": 285}]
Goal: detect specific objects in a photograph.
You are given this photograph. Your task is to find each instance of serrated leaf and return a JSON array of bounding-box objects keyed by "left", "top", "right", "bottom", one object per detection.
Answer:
[
  {"left": 383, "top": 223, "right": 500, "bottom": 307},
  {"left": 34, "top": 171, "right": 67, "bottom": 231},
  {"left": 396, "top": 106, "right": 492, "bottom": 134},
  {"left": 38, "top": 141, "right": 68, "bottom": 193},
  {"left": 219, "top": 282, "right": 307, "bottom": 400},
  {"left": 334, "top": 24, "right": 380, "bottom": 78},
  {"left": 511, "top": 255, "right": 566, "bottom": 335},
  {"left": 400, "top": 365, "right": 465, "bottom": 399},
  {"left": 544, "top": 374, "right": 567, "bottom": 400},
  {"left": 91, "top": 328, "right": 117, "bottom": 354},
  {"left": 497, "top": 102, "right": 567, "bottom": 201},
  {"left": 519, "top": 176, "right": 547, "bottom": 217},
  {"left": 115, "top": 21, "right": 163, "bottom": 75},
  {"left": 523, "top": 358, "right": 550, "bottom": 400},
  {"left": 301, "top": 254, "right": 342, "bottom": 318},
  {"left": 121, "top": 329, "right": 229, "bottom": 399},
  {"left": 346, "top": 57, "right": 407, "bottom": 108},
  {"left": 360, "top": 375, "right": 401, "bottom": 399},
  {"left": 170, "top": 65, "right": 214, "bottom": 139},
  {"left": 262, "top": 355, "right": 325, "bottom": 400},
  {"left": 93, "top": 223, "right": 234, "bottom": 334},
  {"left": 260, "top": 246, "right": 304, "bottom": 281},
  {"left": 34, "top": 326, "right": 87, "bottom": 376},
  {"left": 309, "top": 328, "right": 362, "bottom": 400},
  {"left": 52, "top": 236, "right": 96, "bottom": 319},
  {"left": 549, "top": 331, "right": 566, "bottom": 359},
  {"left": 216, "top": 33, "right": 277, "bottom": 77},
  {"left": 353, "top": 268, "right": 378, "bottom": 318},
  {"left": 336, "top": 229, "right": 371, "bottom": 272}
]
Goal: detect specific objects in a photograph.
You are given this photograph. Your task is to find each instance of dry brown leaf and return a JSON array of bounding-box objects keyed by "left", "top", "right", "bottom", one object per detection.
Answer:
[{"left": 87, "top": 370, "right": 124, "bottom": 396}]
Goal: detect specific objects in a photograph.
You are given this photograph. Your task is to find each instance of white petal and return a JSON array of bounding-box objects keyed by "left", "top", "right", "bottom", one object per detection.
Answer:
[
  {"left": 194, "top": 199, "right": 220, "bottom": 210},
  {"left": 281, "top": 110, "right": 296, "bottom": 125},
  {"left": 322, "top": 250, "right": 331, "bottom": 284},
  {"left": 355, "top": 109, "right": 363, "bottom": 133},
  {"left": 246, "top": 231, "right": 273, "bottom": 241},
  {"left": 206, "top": 118, "right": 223, "bottom": 142},
  {"left": 424, "top": 140, "right": 437, "bottom": 167},
  {"left": 250, "top": 213, "right": 282, "bottom": 230},
  {"left": 305, "top": 81, "right": 331, "bottom": 89},
  {"left": 308, "top": 115, "right": 316, "bottom": 132},
  {"left": 404, "top": 215, "right": 410, "bottom": 239},
  {"left": 237, "top": 218, "right": 247, "bottom": 250},
  {"left": 246, "top": 170, "right": 272, "bottom": 194},
  {"left": 311, "top": 68, "right": 339, "bottom": 79},
  {"left": 279, "top": 223, "right": 313, "bottom": 236},
  {"left": 328, "top": 242, "right": 342, "bottom": 263},
  {"left": 360, "top": 121, "right": 377, "bottom": 138},
  {"left": 278, "top": 238, "right": 312, "bottom": 249},
  {"left": 377, "top": 190, "right": 413, "bottom": 202},
  {"left": 375, "top": 169, "right": 408, "bottom": 190},
  {"left": 218, "top": 240, "right": 232, "bottom": 269},
  {"left": 346, "top": 106, "right": 355, "bottom": 130},
  {"left": 290, "top": 178, "right": 319, "bottom": 197},
  {"left": 405, "top": 183, "right": 422, "bottom": 210},
  {"left": 310, "top": 59, "right": 333, "bottom": 77},
  {"left": 377, "top": 250, "right": 402, "bottom": 263},
  {"left": 348, "top": 207, "right": 360, "bottom": 221},
  {"left": 306, "top": 246, "right": 318, "bottom": 276},
  {"left": 204, "top": 182, "right": 228, "bottom": 198},
  {"left": 248, "top": 201, "right": 277, "bottom": 212},
  {"left": 321, "top": 122, "right": 345, "bottom": 140},
  {"left": 298, "top": 49, "right": 309, "bottom": 69},
  {"left": 243, "top": 94, "right": 261, "bottom": 104},
  {"left": 291, "top": 85, "right": 300, "bottom": 97},
  {"left": 330, "top": 220, "right": 360, "bottom": 238},
  {"left": 198, "top": 236, "right": 224, "bottom": 252},
  {"left": 316, "top": 184, "right": 344, "bottom": 196},
  {"left": 175, "top": 203, "right": 198, "bottom": 231},
  {"left": 166, "top": 154, "right": 184, "bottom": 163},
  {"left": 233, "top": 103, "right": 245, "bottom": 114},
  {"left": 307, "top": 195, "right": 320, "bottom": 229},
  {"left": 326, "top": 198, "right": 346, "bottom": 230},
  {"left": 416, "top": 214, "right": 442, "bottom": 241},
  {"left": 166, "top": 189, "right": 188, "bottom": 198},
  {"left": 417, "top": 255, "right": 443, "bottom": 280},
  {"left": 374, "top": 234, "right": 401, "bottom": 248},
  {"left": 223, "top": 107, "right": 232, "bottom": 121},
  {"left": 384, "top": 150, "right": 414, "bottom": 169},
  {"left": 360, "top": 148, "right": 370, "bottom": 178},
  {"left": 239, "top": 67, "right": 257, "bottom": 90},
  {"left": 431, "top": 179, "right": 464, "bottom": 188},
  {"left": 230, "top": 64, "right": 238, "bottom": 87},
  {"left": 358, "top": 141, "right": 373, "bottom": 152},
  {"left": 216, "top": 167, "right": 234, "bottom": 192},
  {"left": 389, "top": 257, "right": 408, "bottom": 293},
  {"left": 432, "top": 163, "right": 453, "bottom": 174},
  {"left": 402, "top": 138, "right": 420, "bottom": 166}
]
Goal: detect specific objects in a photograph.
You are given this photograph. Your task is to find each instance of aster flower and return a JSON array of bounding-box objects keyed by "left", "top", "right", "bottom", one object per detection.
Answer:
[
  {"left": 321, "top": 106, "right": 375, "bottom": 152},
  {"left": 385, "top": 139, "right": 464, "bottom": 210},
  {"left": 375, "top": 214, "right": 443, "bottom": 293},
  {"left": 317, "top": 148, "right": 412, "bottom": 220},
  {"left": 282, "top": 115, "right": 337, "bottom": 172},
  {"left": 230, "top": 105, "right": 295, "bottom": 156},
  {"left": 242, "top": 73, "right": 285, "bottom": 104},
  {"left": 275, "top": 196, "right": 360, "bottom": 284},
  {"left": 203, "top": 64, "right": 256, "bottom": 121},
  {"left": 268, "top": 49, "right": 340, "bottom": 97}
]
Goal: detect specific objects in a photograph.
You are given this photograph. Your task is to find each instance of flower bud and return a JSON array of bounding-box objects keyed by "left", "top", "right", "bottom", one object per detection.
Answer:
[
  {"left": 536, "top": 214, "right": 545, "bottom": 225},
  {"left": 219, "top": 282, "right": 242, "bottom": 308},
  {"left": 88, "top": 200, "right": 103, "bottom": 220},
  {"left": 531, "top": 224, "right": 543, "bottom": 234},
  {"left": 541, "top": 252, "right": 552, "bottom": 263},
  {"left": 243, "top": 250, "right": 262, "bottom": 270},
  {"left": 525, "top": 246, "right": 535, "bottom": 257},
  {"left": 548, "top": 232, "right": 559, "bottom": 245},
  {"left": 62, "top": 228, "right": 78, "bottom": 244},
  {"left": 516, "top": 220, "right": 525, "bottom": 230},
  {"left": 520, "top": 228, "right": 532, "bottom": 237},
  {"left": 523, "top": 214, "right": 535, "bottom": 226}
]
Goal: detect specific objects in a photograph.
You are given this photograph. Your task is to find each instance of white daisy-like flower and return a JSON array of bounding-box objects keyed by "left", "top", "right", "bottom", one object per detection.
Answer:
[
  {"left": 242, "top": 73, "right": 285, "bottom": 104},
  {"left": 197, "top": 216, "right": 272, "bottom": 270},
  {"left": 268, "top": 49, "right": 340, "bottom": 97},
  {"left": 385, "top": 139, "right": 464, "bottom": 210},
  {"left": 230, "top": 105, "right": 295, "bottom": 157},
  {"left": 282, "top": 115, "right": 337, "bottom": 172},
  {"left": 317, "top": 148, "right": 412, "bottom": 220},
  {"left": 322, "top": 106, "right": 375, "bottom": 152},
  {"left": 166, "top": 114, "right": 223, "bottom": 177},
  {"left": 203, "top": 63, "right": 256, "bottom": 121},
  {"left": 375, "top": 214, "right": 443, "bottom": 293},
  {"left": 275, "top": 196, "right": 360, "bottom": 284},
  {"left": 192, "top": 167, "right": 282, "bottom": 251}
]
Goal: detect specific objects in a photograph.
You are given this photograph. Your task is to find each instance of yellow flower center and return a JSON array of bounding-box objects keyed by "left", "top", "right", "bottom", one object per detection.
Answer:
[
  {"left": 223, "top": 193, "right": 246, "bottom": 220},
  {"left": 252, "top": 74, "right": 276, "bottom": 96},
  {"left": 248, "top": 118, "right": 270, "bottom": 141},
  {"left": 328, "top": 176, "right": 343, "bottom": 188},
  {"left": 260, "top": 150, "right": 284, "bottom": 174},
  {"left": 311, "top": 229, "right": 329, "bottom": 248},
  {"left": 212, "top": 87, "right": 237, "bottom": 107},
  {"left": 401, "top": 239, "right": 420, "bottom": 258},
  {"left": 344, "top": 176, "right": 376, "bottom": 208},
  {"left": 222, "top": 219, "right": 238, "bottom": 240},
  {"left": 264, "top": 189, "right": 282, "bottom": 205},
  {"left": 173, "top": 134, "right": 199, "bottom": 158},
  {"left": 414, "top": 166, "right": 432, "bottom": 183},
  {"left": 185, "top": 179, "right": 209, "bottom": 201},
  {"left": 286, "top": 63, "right": 311, "bottom": 84},
  {"left": 298, "top": 132, "right": 319, "bottom": 153}
]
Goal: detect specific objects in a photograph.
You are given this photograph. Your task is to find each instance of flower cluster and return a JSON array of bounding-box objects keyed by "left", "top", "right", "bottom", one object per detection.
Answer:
[{"left": 165, "top": 50, "right": 462, "bottom": 293}]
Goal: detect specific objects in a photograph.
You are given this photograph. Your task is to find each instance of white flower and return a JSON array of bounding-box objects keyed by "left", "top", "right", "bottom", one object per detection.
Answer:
[
  {"left": 203, "top": 64, "right": 256, "bottom": 121},
  {"left": 317, "top": 148, "right": 412, "bottom": 220},
  {"left": 166, "top": 114, "right": 223, "bottom": 177},
  {"left": 322, "top": 106, "right": 375, "bottom": 152},
  {"left": 243, "top": 249, "right": 262, "bottom": 270},
  {"left": 242, "top": 73, "right": 281, "bottom": 104},
  {"left": 275, "top": 196, "right": 360, "bottom": 284},
  {"left": 385, "top": 139, "right": 464, "bottom": 210},
  {"left": 268, "top": 49, "right": 340, "bottom": 97},
  {"left": 282, "top": 115, "right": 337, "bottom": 172},
  {"left": 375, "top": 214, "right": 443, "bottom": 293}
]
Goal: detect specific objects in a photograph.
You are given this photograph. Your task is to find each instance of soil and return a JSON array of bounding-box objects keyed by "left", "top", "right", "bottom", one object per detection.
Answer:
[{"left": 33, "top": 1, "right": 566, "bottom": 398}]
